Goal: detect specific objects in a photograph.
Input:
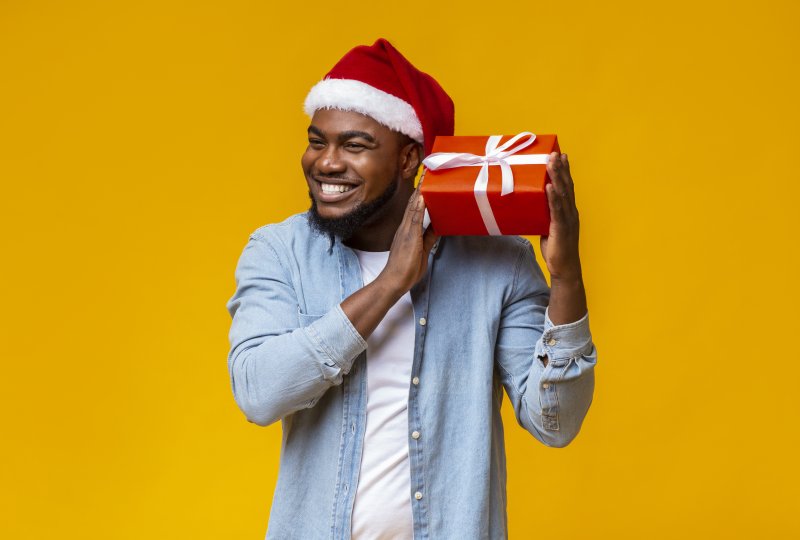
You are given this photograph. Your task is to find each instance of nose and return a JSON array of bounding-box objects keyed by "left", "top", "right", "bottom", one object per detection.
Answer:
[{"left": 317, "top": 145, "right": 346, "bottom": 175}]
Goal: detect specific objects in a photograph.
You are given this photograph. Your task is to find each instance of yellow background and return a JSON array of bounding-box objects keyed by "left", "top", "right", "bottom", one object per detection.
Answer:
[{"left": 2, "top": 0, "right": 798, "bottom": 538}]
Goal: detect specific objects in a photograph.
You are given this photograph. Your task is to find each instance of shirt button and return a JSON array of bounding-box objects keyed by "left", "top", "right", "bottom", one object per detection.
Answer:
[
  {"left": 412, "top": 376, "right": 420, "bottom": 385},
  {"left": 414, "top": 491, "right": 423, "bottom": 500},
  {"left": 419, "top": 317, "right": 427, "bottom": 326},
  {"left": 547, "top": 337, "right": 557, "bottom": 346},
  {"left": 411, "top": 430, "right": 420, "bottom": 439}
]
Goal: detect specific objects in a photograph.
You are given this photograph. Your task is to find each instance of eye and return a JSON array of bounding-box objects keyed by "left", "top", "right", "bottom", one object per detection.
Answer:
[
  {"left": 344, "top": 142, "right": 366, "bottom": 151},
  {"left": 308, "top": 138, "right": 325, "bottom": 149}
]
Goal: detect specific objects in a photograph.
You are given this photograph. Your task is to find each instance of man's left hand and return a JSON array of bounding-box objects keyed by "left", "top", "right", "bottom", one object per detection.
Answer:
[
  {"left": 540, "top": 152, "right": 582, "bottom": 282},
  {"left": 539, "top": 152, "right": 587, "bottom": 326}
]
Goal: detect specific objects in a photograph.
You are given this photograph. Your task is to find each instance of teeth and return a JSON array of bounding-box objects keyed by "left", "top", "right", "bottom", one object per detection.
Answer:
[{"left": 321, "top": 183, "right": 353, "bottom": 194}]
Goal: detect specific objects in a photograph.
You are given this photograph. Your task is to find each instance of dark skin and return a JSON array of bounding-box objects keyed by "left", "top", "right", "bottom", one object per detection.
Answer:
[
  {"left": 303, "top": 110, "right": 421, "bottom": 252},
  {"left": 302, "top": 109, "right": 586, "bottom": 358}
]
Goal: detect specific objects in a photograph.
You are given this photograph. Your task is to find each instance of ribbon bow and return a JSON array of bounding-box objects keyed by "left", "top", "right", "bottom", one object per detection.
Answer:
[{"left": 421, "top": 132, "right": 550, "bottom": 235}]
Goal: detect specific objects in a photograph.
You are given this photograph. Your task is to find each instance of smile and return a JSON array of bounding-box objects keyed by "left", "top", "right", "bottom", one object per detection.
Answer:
[
  {"left": 321, "top": 183, "right": 354, "bottom": 194},
  {"left": 313, "top": 176, "right": 361, "bottom": 203}
]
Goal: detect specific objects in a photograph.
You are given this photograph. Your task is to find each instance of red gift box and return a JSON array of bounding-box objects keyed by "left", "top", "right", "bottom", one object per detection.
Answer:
[{"left": 420, "top": 132, "right": 559, "bottom": 236}]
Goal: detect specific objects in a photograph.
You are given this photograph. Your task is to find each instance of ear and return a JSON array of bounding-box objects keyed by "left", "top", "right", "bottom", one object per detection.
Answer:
[{"left": 399, "top": 141, "right": 422, "bottom": 181}]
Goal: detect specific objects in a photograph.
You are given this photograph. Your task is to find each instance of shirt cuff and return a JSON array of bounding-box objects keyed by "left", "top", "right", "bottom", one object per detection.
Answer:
[
  {"left": 535, "top": 308, "right": 593, "bottom": 362},
  {"left": 304, "top": 304, "right": 368, "bottom": 373}
]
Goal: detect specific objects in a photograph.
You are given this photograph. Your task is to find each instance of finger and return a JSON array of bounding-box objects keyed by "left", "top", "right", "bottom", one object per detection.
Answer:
[
  {"left": 406, "top": 188, "right": 419, "bottom": 209},
  {"left": 560, "top": 153, "right": 571, "bottom": 178},
  {"left": 546, "top": 182, "right": 565, "bottom": 223},
  {"left": 548, "top": 153, "right": 575, "bottom": 221},
  {"left": 560, "top": 155, "right": 580, "bottom": 224},
  {"left": 401, "top": 189, "right": 421, "bottom": 228},
  {"left": 560, "top": 154, "right": 573, "bottom": 190},
  {"left": 410, "top": 192, "right": 426, "bottom": 226},
  {"left": 546, "top": 156, "right": 567, "bottom": 216},
  {"left": 547, "top": 152, "right": 566, "bottom": 198},
  {"left": 560, "top": 153, "right": 576, "bottom": 208}
]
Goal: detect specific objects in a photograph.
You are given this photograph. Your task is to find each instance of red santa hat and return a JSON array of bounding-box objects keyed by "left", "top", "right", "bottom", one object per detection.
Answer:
[{"left": 303, "top": 38, "right": 455, "bottom": 156}]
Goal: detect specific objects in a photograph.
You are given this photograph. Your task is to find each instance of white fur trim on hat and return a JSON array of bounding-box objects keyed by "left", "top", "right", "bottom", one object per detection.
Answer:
[{"left": 304, "top": 78, "right": 424, "bottom": 144}]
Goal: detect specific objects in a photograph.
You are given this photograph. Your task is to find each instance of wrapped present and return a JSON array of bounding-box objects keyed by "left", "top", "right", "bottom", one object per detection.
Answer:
[{"left": 420, "top": 132, "right": 559, "bottom": 236}]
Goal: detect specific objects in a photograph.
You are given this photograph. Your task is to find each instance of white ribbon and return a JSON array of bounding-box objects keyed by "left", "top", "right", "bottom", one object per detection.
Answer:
[{"left": 421, "top": 132, "right": 550, "bottom": 235}]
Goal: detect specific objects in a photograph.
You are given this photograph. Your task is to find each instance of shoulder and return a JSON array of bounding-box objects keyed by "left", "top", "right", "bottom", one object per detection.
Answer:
[
  {"left": 242, "top": 212, "right": 337, "bottom": 273},
  {"left": 247, "top": 211, "right": 328, "bottom": 251},
  {"left": 250, "top": 212, "right": 310, "bottom": 244}
]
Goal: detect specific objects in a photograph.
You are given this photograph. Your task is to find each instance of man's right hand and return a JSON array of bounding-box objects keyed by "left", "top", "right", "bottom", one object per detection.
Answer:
[
  {"left": 377, "top": 188, "right": 439, "bottom": 297},
  {"left": 340, "top": 188, "right": 438, "bottom": 341}
]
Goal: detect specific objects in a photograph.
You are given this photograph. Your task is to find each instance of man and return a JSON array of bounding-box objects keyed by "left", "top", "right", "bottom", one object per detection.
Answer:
[{"left": 226, "top": 38, "right": 596, "bottom": 539}]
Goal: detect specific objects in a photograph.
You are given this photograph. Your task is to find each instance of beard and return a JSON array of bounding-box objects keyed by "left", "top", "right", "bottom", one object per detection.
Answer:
[{"left": 307, "top": 177, "right": 399, "bottom": 241}]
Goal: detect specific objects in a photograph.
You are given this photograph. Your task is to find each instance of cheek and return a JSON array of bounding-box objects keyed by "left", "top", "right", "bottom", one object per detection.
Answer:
[
  {"left": 353, "top": 154, "right": 395, "bottom": 184},
  {"left": 300, "top": 150, "right": 314, "bottom": 172}
]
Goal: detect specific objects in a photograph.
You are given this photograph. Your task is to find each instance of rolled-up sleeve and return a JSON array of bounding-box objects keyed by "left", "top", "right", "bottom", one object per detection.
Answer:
[
  {"left": 225, "top": 233, "right": 367, "bottom": 427},
  {"left": 494, "top": 239, "right": 597, "bottom": 448}
]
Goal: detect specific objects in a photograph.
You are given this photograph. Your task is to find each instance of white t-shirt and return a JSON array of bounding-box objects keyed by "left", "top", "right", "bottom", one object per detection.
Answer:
[{"left": 350, "top": 249, "right": 415, "bottom": 540}]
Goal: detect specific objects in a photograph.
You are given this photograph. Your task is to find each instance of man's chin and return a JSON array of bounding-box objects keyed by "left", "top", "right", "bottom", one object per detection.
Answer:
[
  {"left": 307, "top": 203, "right": 366, "bottom": 240},
  {"left": 310, "top": 203, "right": 357, "bottom": 223},
  {"left": 306, "top": 180, "right": 398, "bottom": 240}
]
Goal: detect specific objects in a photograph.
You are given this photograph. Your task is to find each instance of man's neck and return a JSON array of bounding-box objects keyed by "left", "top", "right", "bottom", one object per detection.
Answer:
[
  {"left": 343, "top": 209, "right": 403, "bottom": 252},
  {"left": 344, "top": 184, "right": 413, "bottom": 252}
]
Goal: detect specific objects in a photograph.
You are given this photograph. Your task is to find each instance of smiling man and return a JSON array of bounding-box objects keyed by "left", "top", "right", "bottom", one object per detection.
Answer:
[
  {"left": 304, "top": 112, "right": 418, "bottom": 248},
  {"left": 226, "top": 38, "right": 597, "bottom": 540}
]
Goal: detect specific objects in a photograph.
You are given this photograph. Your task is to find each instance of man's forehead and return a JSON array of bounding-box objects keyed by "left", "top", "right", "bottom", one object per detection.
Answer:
[{"left": 308, "top": 109, "right": 389, "bottom": 136}]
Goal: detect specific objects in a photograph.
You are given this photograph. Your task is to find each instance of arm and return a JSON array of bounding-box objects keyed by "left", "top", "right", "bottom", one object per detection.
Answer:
[
  {"left": 341, "top": 188, "right": 437, "bottom": 338},
  {"left": 226, "top": 191, "right": 436, "bottom": 427},
  {"left": 495, "top": 152, "right": 596, "bottom": 447},
  {"left": 225, "top": 235, "right": 368, "bottom": 427},
  {"left": 540, "top": 151, "right": 586, "bottom": 326},
  {"left": 494, "top": 240, "right": 596, "bottom": 447}
]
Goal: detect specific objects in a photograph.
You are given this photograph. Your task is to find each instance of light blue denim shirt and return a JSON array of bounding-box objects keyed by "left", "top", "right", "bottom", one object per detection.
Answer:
[{"left": 225, "top": 212, "right": 597, "bottom": 540}]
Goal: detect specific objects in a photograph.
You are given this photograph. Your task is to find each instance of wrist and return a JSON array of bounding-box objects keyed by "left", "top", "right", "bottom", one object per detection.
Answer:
[
  {"left": 547, "top": 272, "right": 587, "bottom": 326},
  {"left": 549, "top": 266, "right": 583, "bottom": 285},
  {"left": 372, "top": 272, "right": 408, "bottom": 302}
]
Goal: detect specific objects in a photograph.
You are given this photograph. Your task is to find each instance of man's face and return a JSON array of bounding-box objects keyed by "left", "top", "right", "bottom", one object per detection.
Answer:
[{"left": 302, "top": 109, "right": 410, "bottom": 237}]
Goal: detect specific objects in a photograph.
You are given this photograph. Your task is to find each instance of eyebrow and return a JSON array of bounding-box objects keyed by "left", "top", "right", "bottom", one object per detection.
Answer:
[{"left": 307, "top": 125, "right": 377, "bottom": 144}]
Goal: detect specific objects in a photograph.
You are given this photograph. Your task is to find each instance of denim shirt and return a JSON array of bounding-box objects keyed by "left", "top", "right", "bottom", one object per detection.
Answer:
[{"left": 225, "top": 213, "right": 597, "bottom": 540}]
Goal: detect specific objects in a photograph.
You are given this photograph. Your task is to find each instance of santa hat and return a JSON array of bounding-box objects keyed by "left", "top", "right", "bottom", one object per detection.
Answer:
[{"left": 303, "top": 38, "right": 455, "bottom": 156}]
